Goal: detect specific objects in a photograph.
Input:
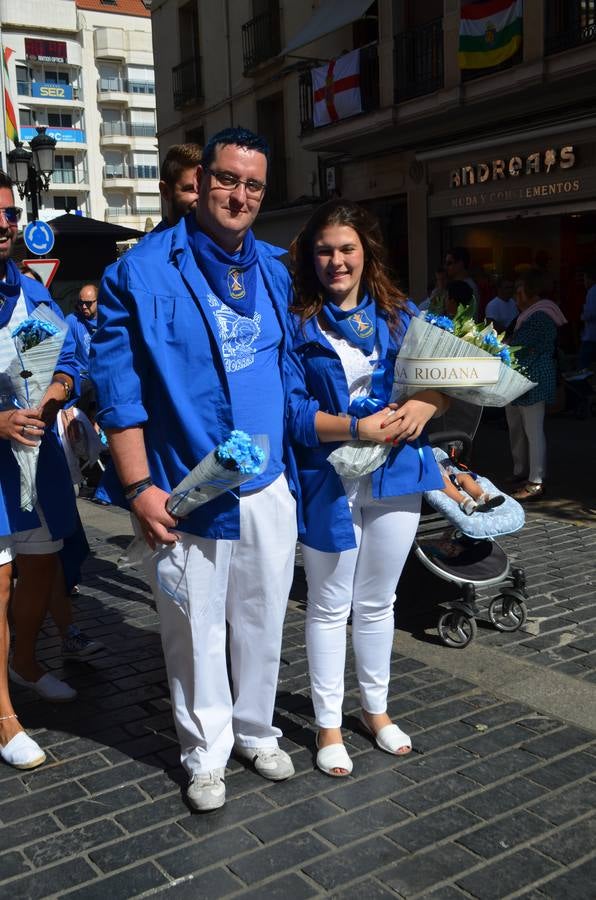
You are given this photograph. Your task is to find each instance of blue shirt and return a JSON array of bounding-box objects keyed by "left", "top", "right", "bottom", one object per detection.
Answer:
[
  {"left": 286, "top": 303, "right": 444, "bottom": 552},
  {"left": 208, "top": 268, "right": 285, "bottom": 492},
  {"left": 90, "top": 214, "right": 294, "bottom": 540},
  {"left": 0, "top": 275, "right": 80, "bottom": 539}
]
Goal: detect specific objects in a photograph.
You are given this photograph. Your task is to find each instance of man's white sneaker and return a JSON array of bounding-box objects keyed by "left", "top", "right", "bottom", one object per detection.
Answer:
[
  {"left": 235, "top": 745, "right": 294, "bottom": 781},
  {"left": 187, "top": 768, "right": 226, "bottom": 811}
]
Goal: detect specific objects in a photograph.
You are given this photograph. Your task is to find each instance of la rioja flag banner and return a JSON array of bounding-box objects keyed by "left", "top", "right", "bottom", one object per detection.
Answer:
[
  {"left": 312, "top": 48, "right": 361, "bottom": 128},
  {"left": 459, "top": 0, "right": 523, "bottom": 70}
]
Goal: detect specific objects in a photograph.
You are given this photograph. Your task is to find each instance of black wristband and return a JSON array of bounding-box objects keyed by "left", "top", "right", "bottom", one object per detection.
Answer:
[{"left": 124, "top": 477, "right": 153, "bottom": 501}]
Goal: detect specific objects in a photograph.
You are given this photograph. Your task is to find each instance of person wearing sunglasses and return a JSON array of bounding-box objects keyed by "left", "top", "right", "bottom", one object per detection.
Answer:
[
  {"left": 90, "top": 127, "right": 297, "bottom": 811},
  {"left": 0, "top": 171, "right": 81, "bottom": 770},
  {"left": 66, "top": 285, "right": 98, "bottom": 418}
]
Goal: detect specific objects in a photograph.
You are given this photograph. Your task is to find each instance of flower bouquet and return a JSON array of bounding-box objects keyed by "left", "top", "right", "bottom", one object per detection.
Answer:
[
  {"left": 328, "top": 306, "right": 535, "bottom": 480},
  {"left": 0, "top": 304, "right": 68, "bottom": 511},
  {"left": 119, "top": 431, "right": 269, "bottom": 569}
]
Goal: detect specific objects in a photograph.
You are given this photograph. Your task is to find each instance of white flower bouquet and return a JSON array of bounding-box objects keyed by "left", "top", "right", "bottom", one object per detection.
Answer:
[
  {"left": 0, "top": 304, "right": 68, "bottom": 511},
  {"left": 119, "top": 431, "right": 269, "bottom": 569},
  {"left": 328, "top": 306, "right": 535, "bottom": 480}
]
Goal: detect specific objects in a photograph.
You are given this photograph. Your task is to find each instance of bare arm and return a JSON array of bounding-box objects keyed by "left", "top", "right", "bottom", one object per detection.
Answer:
[{"left": 107, "top": 426, "right": 178, "bottom": 549}]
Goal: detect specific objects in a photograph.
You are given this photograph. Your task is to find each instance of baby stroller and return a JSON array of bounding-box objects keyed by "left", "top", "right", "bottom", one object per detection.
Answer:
[{"left": 401, "top": 400, "right": 529, "bottom": 649}]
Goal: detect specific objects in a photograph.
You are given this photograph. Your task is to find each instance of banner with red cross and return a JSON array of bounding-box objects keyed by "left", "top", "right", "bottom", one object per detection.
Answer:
[{"left": 312, "top": 48, "right": 362, "bottom": 128}]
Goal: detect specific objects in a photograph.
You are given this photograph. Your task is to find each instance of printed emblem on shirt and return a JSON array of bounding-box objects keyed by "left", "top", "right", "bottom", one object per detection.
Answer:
[
  {"left": 227, "top": 267, "right": 246, "bottom": 301},
  {"left": 208, "top": 293, "right": 261, "bottom": 373},
  {"left": 348, "top": 310, "right": 374, "bottom": 340}
]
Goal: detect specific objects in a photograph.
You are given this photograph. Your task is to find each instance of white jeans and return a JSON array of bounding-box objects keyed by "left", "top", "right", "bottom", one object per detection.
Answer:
[
  {"left": 143, "top": 475, "right": 297, "bottom": 775},
  {"left": 505, "top": 401, "right": 547, "bottom": 484},
  {"left": 301, "top": 479, "right": 420, "bottom": 729}
]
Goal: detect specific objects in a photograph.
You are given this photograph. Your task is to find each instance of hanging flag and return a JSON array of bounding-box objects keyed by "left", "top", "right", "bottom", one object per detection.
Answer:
[
  {"left": 3, "top": 47, "right": 19, "bottom": 144},
  {"left": 312, "top": 48, "right": 361, "bottom": 128},
  {"left": 458, "top": 0, "right": 523, "bottom": 70}
]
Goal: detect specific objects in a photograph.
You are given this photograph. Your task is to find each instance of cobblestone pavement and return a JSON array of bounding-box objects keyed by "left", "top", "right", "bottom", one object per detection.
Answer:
[{"left": 1, "top": 499, "right": 595, "bottom": 899}]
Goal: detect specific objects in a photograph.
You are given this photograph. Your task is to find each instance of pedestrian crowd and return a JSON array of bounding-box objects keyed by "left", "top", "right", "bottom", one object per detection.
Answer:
[{"left": 0, "top": 128, "right": 592, "bottom": 810}]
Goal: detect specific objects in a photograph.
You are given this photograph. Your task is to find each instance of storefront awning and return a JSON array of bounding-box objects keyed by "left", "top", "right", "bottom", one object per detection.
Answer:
[{"left": 282, "top": 0, "right": 374, "bottom": 55}]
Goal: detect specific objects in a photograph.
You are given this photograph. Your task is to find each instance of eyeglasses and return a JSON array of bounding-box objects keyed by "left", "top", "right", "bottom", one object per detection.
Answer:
[
  {"left": 77, "top": 300, "right": 95, "bottom": 308},
  {"left": 0, "top": 206, "right": 23, "bottom": 225},
  {"left": 204, "top": 168, "right": 266, "bottom": 197}
]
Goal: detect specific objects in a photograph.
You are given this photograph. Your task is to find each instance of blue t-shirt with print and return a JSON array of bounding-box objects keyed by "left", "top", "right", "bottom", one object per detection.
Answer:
[{"left": 207, "top": 267, "right": 285, "bottom": 491}]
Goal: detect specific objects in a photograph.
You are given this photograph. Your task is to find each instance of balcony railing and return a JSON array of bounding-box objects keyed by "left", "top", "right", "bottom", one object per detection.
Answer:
[
  {"left": 299, "top": 44, "right": 380, "bottom": 135},
  {"left": 106, "top": 206, "right": 161, "bottom": 221},
  {"left": 17, "top": 80, "right": 81, "bottom": 100},
  {"left": 103, "top": 164, "right": 158, "bottom": 180},
  {"left": 394, "top": 18, "right": 443, "bottom": 103},
  {"left": 98, "top": 77, "right": 155, "bottom": 95},
  {"left": 52, "top": 168, "right": 88, "bottom": 185},
  {"left": 242, "top": 8, "right": 281, "bottom": 73},
  {"left": 100, "top": 121, "right": 156, "bottom": 138},
  {"left": 172, "top": 57, "right": 202, "bottom": 109},
  {"left": 545, "top": 0, "right": 596, "bottom": 54}
]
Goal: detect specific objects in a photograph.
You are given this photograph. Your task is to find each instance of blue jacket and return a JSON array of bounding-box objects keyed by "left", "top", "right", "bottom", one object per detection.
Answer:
[
  {"left": 90, "top": 214, "right": 296, "bottom": 540},
  {"left": 65, "top": 311, "right": 96, "bottom": 379},
  {"left": 286, "top": 308, "right": 444, "bottom": 552},
  {"left": 0, "top": 275, "right": 79, "bottom": 539}
]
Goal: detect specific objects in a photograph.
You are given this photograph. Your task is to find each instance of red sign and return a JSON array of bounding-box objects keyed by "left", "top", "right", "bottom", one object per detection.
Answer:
[
  {"left": 22, "top": 259, "right": 60, "bottom": 288},
  {"left": 25, "top": 38, "right": 67, "bottom": 64}
]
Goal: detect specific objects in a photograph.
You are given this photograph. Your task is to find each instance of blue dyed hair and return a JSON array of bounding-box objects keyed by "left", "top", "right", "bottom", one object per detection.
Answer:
[{"left": 201, "top": 127, "right": 270, "bottom": 170}]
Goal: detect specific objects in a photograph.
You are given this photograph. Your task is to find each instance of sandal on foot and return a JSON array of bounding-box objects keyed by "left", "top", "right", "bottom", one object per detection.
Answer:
[
  {"left": 511, "top": 482, "right": 544, "bottom": 501},
  {"left": 476, "top": 493, "right": 506, "bottom": 513},
  {"left": 361, "top": 717, "right": 411, "bottom": 755},
  {"left": 315, "top": 734, "right": 353, "bottom": 777},
  {"left": 460, "top": 498, "right": 477, "bottom": 516}
]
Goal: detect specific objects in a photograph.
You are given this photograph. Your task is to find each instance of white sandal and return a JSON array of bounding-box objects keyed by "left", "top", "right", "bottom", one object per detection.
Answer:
[
  {"left": 315, "top": 733, "right": 353, "bottom": 777},
  {"left": 0, "top": 730, "right": 46, "bottom": 769},
  {"left": 361, "top": 717, "right": 412, "bottom": 755}
]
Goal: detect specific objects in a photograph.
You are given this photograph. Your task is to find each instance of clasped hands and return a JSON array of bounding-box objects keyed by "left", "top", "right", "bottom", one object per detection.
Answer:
[{"left": 357, "top": 393, "right": 441, "bottom": 445}]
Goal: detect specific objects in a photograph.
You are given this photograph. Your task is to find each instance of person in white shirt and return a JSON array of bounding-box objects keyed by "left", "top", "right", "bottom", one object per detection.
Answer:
[{"left": 485, "top": 278, "right": 517, "bottom": 332}]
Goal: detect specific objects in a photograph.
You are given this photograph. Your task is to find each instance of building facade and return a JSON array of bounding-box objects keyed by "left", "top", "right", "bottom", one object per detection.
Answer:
[
  {"left": 1, "top": 0, "right": 159, "bottom": 230},
  {"left": 149, "top": 0, "right": 596, "bottom": 336}
]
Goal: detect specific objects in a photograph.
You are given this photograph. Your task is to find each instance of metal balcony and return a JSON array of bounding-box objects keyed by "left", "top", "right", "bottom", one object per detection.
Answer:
[
  {"left": 100, "top": 121, "right": 156, "bottom": 138},
  {"left": 394, "top": 18, "right": 443, "bottom": 103},
  {"left": 172, "top": 57, "right": 202, "bottom": 109},
  {"left": 545, "top": 0, "right": 596, "bottom": 54},
  {"left": 242, "top": 9, "right": 281, "bottom": 74}
]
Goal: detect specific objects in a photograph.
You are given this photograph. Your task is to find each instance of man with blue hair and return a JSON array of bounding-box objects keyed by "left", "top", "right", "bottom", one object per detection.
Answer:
[{"left": 90, "top": 127, "right": 297, "bottom": 811}]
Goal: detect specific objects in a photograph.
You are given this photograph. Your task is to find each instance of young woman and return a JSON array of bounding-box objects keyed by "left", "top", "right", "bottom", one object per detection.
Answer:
[
  {"left": 287, "top": 200, "right": 448, "bottom": 777},
  {"left": 506, "top": 267, "right": 567, "bottom": 501}
]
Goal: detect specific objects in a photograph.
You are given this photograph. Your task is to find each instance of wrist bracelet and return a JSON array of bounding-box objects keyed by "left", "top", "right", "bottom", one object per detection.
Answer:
[
  {"left": 124, "top": 477, "right": 153, "bottom": 501},
  {"left": 53, "top": 377, "right": 72, "bottom": 401},
  {"left": 349, "top": 415, "right": 359, "bottom": 439}
]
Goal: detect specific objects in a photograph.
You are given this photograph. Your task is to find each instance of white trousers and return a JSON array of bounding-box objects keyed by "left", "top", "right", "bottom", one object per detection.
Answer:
[
  {"left": 505, "top": 401, "right": 547, "bottom": 484},
  {"left": 144, "top": 475, "right": 297, "bottom": 775},
  {"left": 301, "top": 479, "right": 420, "bottom": 729}
]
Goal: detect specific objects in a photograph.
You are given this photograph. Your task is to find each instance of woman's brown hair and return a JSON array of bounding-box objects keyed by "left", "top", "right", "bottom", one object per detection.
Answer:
[{"left": 289, "top": 199, "right": 408, "bottom": 328}]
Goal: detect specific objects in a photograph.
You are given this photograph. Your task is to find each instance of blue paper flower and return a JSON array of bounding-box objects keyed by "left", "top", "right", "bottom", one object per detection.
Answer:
[
  {"left": 424, "top": 313, "right": 455, "bottom": 333},
  {"left": 216, "top": 430, "right": 266, "bottom": 474},
  {"left": 12, "top": 317, "right": 59, "bottom": 352}
]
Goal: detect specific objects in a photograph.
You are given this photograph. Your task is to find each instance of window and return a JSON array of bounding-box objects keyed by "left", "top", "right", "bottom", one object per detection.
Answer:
[
  {"left": 54, "top": 154, "right": 75, "bottom": 184},
  {"left": 185, "top": 126, "right": 205, "bottom": 147},
  {"left": 53, "top": 196, "right": 77, "bottom": 212},
  {"left": 256, "top": 93, "right": 286, "bottom": 206},
  {"left": 48, "top": 111, "right": 72, "bottom": 127},
  {"left": 45, "top": 70, "right": 70, "bottom": 85},
  {"left": 19, "top": 108, "right": 35, "bottom": 127}
]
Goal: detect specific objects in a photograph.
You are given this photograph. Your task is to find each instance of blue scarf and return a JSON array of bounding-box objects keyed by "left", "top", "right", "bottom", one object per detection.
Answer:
[
  {"left": 188, "top": 218, "right": 259, "bottom": 318},
  {"left": 0, "top": 259, "right": 22, "bottom": 329},
  {"left": 320, "top": 292, "right": 377, "bottom": 355}
]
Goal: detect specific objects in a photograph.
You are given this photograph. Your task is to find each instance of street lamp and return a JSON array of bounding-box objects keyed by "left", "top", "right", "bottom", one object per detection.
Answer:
[{"left": 8, "top": 126, "right": 57, "bottom": 222}]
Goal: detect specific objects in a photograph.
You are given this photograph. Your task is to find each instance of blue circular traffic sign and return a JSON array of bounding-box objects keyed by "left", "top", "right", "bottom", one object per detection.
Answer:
[{"left": 23, "top": 220, "right": 55, "bottom": 256}]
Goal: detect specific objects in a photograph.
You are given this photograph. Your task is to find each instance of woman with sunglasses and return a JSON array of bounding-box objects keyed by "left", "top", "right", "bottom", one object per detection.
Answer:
[
  {"left": 0, "top": 173, "right": 80, "bottom": 769},
  {"left": 287, "top": 200, "right": 448, "bottom": 777}
]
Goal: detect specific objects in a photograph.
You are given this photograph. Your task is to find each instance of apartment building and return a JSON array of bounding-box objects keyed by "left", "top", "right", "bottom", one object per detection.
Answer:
[
  {"left": 1, "top": 0, "right": 159, "bottom": 230},
  {"left": 150, "top": 0, "right": 596, "bottom": 332}
]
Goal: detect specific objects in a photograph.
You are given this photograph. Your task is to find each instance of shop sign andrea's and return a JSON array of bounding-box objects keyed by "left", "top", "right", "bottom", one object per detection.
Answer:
[{"left": 450, "top": 146, "right": 575, "bottom": 188}]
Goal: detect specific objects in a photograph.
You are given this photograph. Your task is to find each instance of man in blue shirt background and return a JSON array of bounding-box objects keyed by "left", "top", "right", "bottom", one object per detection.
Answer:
[
  {"left": 90, "top": 127, "right": 297, "bottom": 811},
  {"left": 66, "top": 284, "right": 98, "bottom": 420}
]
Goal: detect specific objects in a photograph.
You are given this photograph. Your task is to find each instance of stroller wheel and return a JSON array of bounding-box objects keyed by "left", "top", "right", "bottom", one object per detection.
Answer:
[
  {"left": 488, "top": 595, "right": 528, "bottom": 632},
  {"left": 437, "top": 611, "right": 477, "bottom": 648}
]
